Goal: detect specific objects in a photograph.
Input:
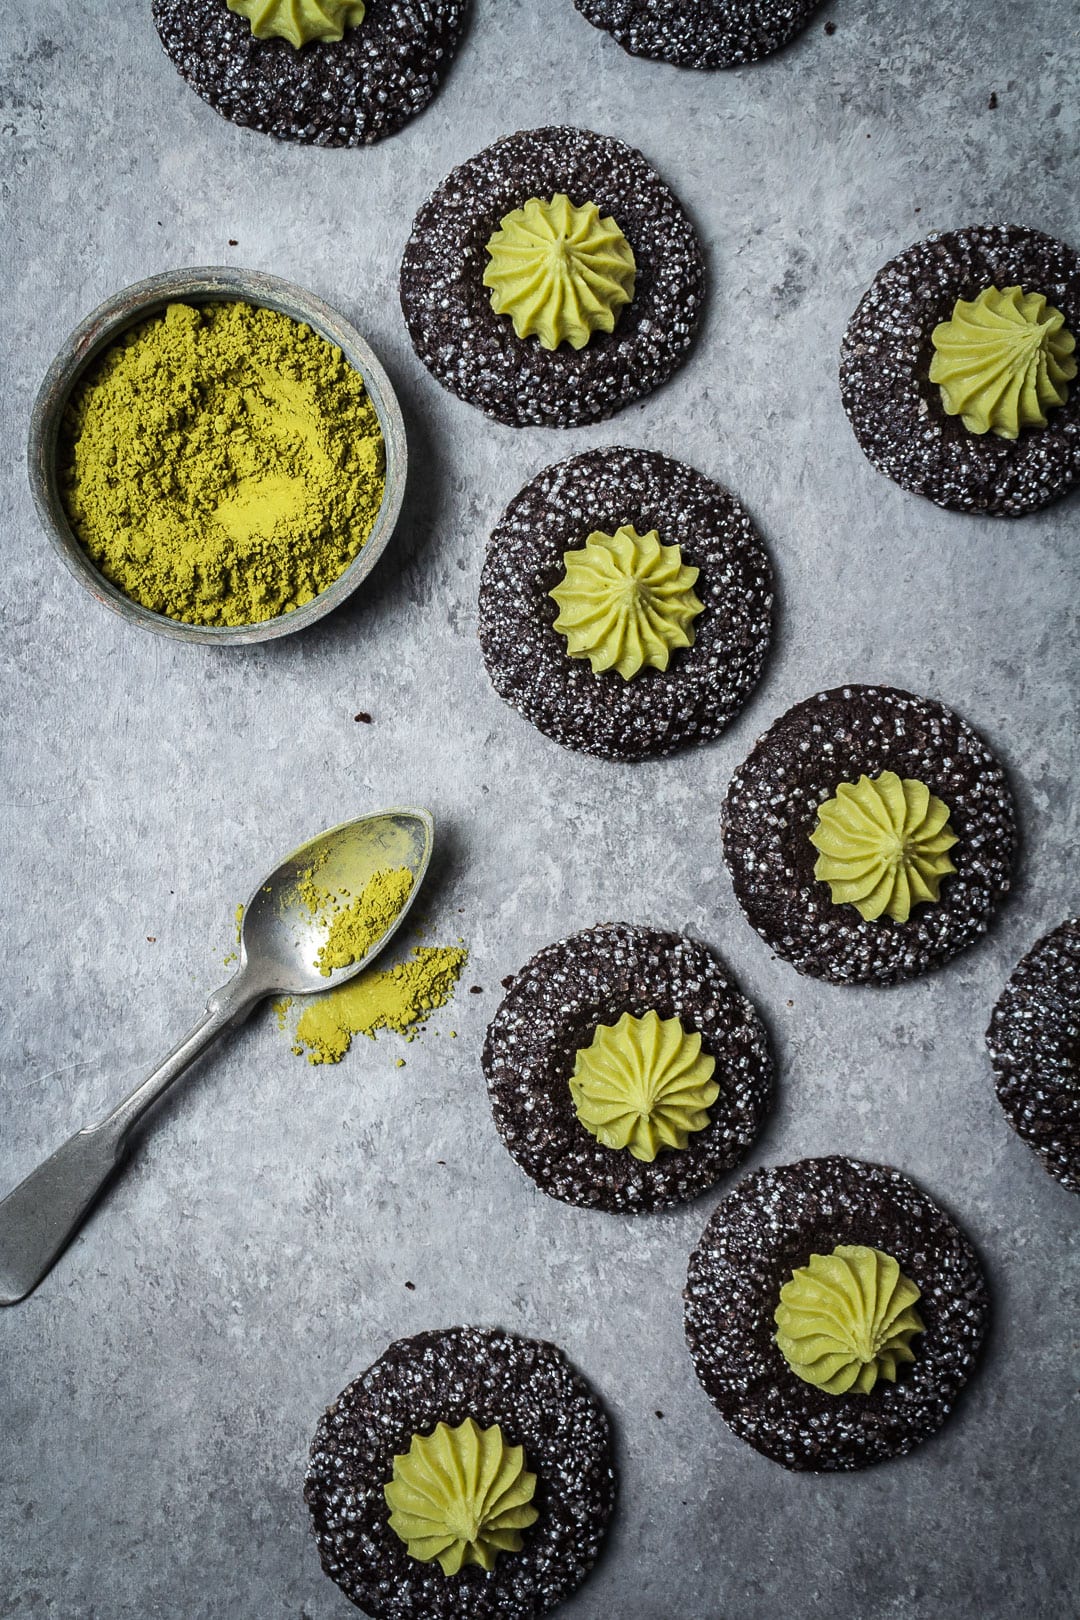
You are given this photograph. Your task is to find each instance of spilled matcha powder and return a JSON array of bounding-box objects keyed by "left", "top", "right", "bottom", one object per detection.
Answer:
[
  {"left": 293, "top": 945, "right": 468, "bottom": 1064},
  {"left": 60, "top": 300, "right": 385, "bottom": 626}
]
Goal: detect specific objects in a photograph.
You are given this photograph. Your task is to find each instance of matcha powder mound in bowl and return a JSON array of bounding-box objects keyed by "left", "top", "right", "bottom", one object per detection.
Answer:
[{"left": 28, "top": 267, "right": 406, "bottom": 644}]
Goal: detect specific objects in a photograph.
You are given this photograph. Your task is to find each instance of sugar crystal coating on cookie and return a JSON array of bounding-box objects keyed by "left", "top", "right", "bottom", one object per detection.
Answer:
[
  {"left": 986, "top": 918, "right": 1080, "bottom": 1194},
  {"left": 400, "top": 128, "right": 704, "bottom": 428},
  {"left": 153, "top": 0, "right": 468, "bottom": 146},
  {"left": 483, "top": 924, "right": 773, "bottom": 1212},
  {"left": 305, "top": 1326, "right": 615, "bottom": 1619},
  {"left": 722, "top": 685, "right": 1015, "bottom": 985},
  {"left": 479, "top": 447, "right": 772, "bottom": 761},
  {"left": 685, "top": 1157, "right": 989, "bottom": 1471},
  {"left": 572, "top": 0, "right": 822, "bottom": 68},
  {"left": 840, "top": 224, "right": 1080, "bottom": 515}
]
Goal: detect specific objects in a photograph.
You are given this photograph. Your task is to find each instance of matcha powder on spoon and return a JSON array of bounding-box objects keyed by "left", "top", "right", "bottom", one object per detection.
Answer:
[{"left": 59, "top": 300, "right": 385, "bottom": 626}]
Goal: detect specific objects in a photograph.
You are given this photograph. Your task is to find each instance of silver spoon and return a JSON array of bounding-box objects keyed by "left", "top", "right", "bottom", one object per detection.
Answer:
[{"left": 0, "top": 809, "right": 434, "bottom": 1306}]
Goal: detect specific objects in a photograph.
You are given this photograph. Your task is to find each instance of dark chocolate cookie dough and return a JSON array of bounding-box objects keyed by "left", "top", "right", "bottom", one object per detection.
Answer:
[
  {"left": 483, "top": 924, "right": 773, "bottom": 1213},
  {"left": 478, "top": 447, "right": 773, "bottom": 762},
  {"left": 153, "top": 0, "right": 468, "bottom": 146},
  {"left": 305, "top": 1326, "right": 614, "bottom": 1619},
  {"left": 399, "top": 127, "right": 704, "bottom": 427},
  {"left": 722, "top": 685, "right": 1016, "bottom": 986},
  {"left": 840, "top": 224, "right": 1080, "bottom": 515},
  {"left": 986, "top": 918, "right": 1080, "bottom": 1195},
  {"left": 685, "top": 1157, "right": 989, "bottom": 1471},
  {"left": 573, "top": 0, "right": 822, "bottom": 68}
]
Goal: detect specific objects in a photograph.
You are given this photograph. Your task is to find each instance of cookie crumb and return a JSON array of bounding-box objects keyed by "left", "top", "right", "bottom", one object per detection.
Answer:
[
  {"left": 354, "top": 712, "right": 372, "bottom": 723},
  {"left": 470, "top": 985, "right": 483, "bottom": 994},
  {"left": 988, "top": 91, "right": 998, "bottom": 109},
  {"left": 404, "top": 1280, "right": 415, "bottom": 1291},
  {"left": 228, "top": 237, "right": 238, "bottom": 246},
  {"left": 824, "top": 19, "right": 836, "bottom": 32}
]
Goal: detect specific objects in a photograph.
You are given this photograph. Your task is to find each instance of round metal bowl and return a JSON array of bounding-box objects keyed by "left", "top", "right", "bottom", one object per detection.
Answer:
[{"left": 27, "top": 266, "right": 408, "bottom": 645}]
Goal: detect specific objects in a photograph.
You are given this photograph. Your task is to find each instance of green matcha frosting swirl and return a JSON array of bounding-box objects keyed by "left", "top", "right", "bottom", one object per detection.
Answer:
[
  {"left": 226, "top": 0, "right": 365, "bottom": 47},
  {"left": 483, "top": 194, "right": 637, "bottom": 351},
  {"left": 550, "top": 525, "right": 704, "bottom": 681},
  {"left": 929, "top": 284, "right": 1077, "bottom": 438},
  {"left": 775, "top": 1244, "right": 925, "bottom": 1394},
  {"left": 810, "top": 771, "right": 957, "bottom": 923},
  {"left": 384, "top": 1418, "right": 538, "bottom": 1578},
  {"left": 569, "top": 1009, "right": 718, "bottom": 1162}
]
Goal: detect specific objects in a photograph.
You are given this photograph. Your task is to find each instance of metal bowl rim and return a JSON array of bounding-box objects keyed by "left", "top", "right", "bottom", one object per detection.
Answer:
[{"left": 26, "top": 265, "right": 408, "bottom": 646}]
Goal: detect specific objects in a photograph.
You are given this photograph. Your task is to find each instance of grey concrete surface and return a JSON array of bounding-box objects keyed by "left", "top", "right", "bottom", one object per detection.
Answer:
[{"left": 2, "top": 2, "right": 1078, "bottom": 1617}]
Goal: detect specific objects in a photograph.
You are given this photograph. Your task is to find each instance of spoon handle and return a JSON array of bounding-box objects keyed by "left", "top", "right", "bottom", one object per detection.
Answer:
[{"left": 0, "top": 979, "right": 254, "bottom": 1306}]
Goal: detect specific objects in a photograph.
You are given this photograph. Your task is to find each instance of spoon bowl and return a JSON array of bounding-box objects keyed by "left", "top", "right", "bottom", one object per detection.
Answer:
[{"left": 240, "top": 809, "right": 434, "bottom": 997}]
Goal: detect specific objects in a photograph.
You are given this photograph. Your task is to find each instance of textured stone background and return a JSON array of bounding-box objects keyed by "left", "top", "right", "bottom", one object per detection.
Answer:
[{"left": 1, "top": 2, "right": 1078, "bottom": 1617}]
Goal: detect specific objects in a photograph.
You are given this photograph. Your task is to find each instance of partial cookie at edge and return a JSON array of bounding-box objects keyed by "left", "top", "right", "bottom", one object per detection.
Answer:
[
  {"left": 986, "top": 918, "right": 1080, "bottom": 1194},
  {"left": 840, "top": 223, "right": 1080, "bottom": 515},
  {"left": 153, "top": 0, "right": 469, "bottom": 146},
  {"left": 305, "top": 1326, "right": 615, "bottom": 1620},
  {"left": 573, "top": 0, "right": 822, "bottom": 68}
]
